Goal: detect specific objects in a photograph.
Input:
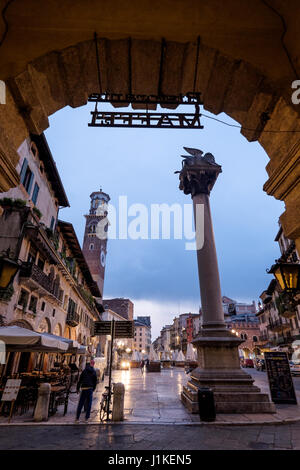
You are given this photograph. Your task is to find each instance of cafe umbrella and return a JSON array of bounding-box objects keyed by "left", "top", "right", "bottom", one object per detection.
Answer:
[{"left": 0, "top": 326, "right": 69, "bottom": 353}]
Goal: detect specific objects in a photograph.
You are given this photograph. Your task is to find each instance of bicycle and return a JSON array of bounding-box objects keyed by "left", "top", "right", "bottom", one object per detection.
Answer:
[{"left": 99, "top": 385, "right": 113, "bottom": 422}]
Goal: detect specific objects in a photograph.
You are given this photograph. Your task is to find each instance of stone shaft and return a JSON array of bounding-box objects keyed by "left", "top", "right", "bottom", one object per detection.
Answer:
[{"left": 193, "top": 193, "right": 224, "bottom": 328}]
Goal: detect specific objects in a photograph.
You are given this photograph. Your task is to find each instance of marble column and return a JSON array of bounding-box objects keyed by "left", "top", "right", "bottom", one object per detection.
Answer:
[{"left": 177, "top": 148, "right": 275, "bottom": 413}]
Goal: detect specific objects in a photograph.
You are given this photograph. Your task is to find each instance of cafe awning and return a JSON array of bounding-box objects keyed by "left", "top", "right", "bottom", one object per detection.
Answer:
[
  {"left": 42, "top": 332, "right": 87, "bottom": 355},
  {"left": 0, "top": 326, "right": 69, "bottom": 352}
]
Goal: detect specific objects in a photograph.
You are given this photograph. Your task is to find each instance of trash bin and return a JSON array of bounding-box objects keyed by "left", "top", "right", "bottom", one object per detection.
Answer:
[{"left": 198, "top": 388, "right": 216, "bottom": 422}]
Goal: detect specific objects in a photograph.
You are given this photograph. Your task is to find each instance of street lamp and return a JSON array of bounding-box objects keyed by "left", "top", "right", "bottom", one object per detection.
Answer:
[
  {"left": 267, "top": 262, "right": 300, "bottom": 293},
  {"left": 0, "top": 250, "right": 20, "bottom": 289}
]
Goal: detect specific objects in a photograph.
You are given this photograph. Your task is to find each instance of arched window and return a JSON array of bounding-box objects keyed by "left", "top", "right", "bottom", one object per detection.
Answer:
[
  {"left": 89, "top": 243, "right": 94, "bottom": 250},
  {"left": 253, "top": 335, "right": 258, "bottom": 342}
]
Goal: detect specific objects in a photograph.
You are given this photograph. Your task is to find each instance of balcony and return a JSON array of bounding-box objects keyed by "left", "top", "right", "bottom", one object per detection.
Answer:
[
  {"left": 66, "top": 311, "right": 80, "bottom": 327},
  {"left": 256, "top": 334, "right": 269, "bottom": 344},
  {"left": 267, "top": 318, "right": 291, "bottom": 332},
  {"left": 272, "top": 333, "right": 293, "bottom": 346},
  {"left": 280, "top": 308, "right": 297, "bottom": 319},
  {"left": 19, "top": 262, "right": 61, "bottom": 303}
]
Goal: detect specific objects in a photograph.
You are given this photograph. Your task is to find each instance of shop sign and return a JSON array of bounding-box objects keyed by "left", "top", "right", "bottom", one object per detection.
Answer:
[
  {"left": 265, "top": 351, "right": 297, "bottom": 404},
  {"left": 1, "top": 379, "right": 21, "bottom": 401}
]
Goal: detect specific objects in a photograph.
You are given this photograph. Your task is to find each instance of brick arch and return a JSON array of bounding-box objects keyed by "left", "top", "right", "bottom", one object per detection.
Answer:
[
  {"left": 8, "top": 319, "right": 34, "bottom": 330},
  {"left": 1, "top": 36, "right": 300, "bottom": 247}
]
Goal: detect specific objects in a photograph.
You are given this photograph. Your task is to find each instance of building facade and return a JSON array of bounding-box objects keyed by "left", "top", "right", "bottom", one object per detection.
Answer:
[
  {"left": 225, "top": 313, "right": 261, "bottom": 359},
  {"left": 256, "top": 224, "right": 300, "bottom": 357},
  {"left": 134, "top": 317, "right": 151, "bottom": 354},
  {"left": 222, "top": 296, "right": 256, "bottom": 317},
  {"left": 102, "top": 298, "right": 134, "bottom": 321},
  {"left": 0, "top": 134, "right": 102, "bottom": 373}
]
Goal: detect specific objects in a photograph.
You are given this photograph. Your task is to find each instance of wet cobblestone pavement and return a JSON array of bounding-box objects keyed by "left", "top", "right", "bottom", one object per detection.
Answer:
[
  {"left": 0, "top": 422, "right": 300, "bottom": 450},
  {"left": 1, "top": 368, "right": 300, "bottom": 426}
]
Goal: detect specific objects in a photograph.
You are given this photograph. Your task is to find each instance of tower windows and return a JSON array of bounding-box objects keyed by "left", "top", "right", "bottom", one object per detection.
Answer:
[
  {"left": 89, "top": 243, "right": 94, "bottom": 250},
  {"left": 88, "top": 224, "right": 97, "bottom": 233}
]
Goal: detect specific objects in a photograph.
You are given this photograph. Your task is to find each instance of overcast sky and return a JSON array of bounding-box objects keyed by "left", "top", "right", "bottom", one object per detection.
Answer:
[{"left": 45, "top": 103, "right": 284, "bottom": 339}]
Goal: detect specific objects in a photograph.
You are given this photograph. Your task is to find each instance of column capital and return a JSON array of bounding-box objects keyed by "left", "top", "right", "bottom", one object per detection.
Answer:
[{"left": 176, "top": 148, "right": 222, "bottom": 196}]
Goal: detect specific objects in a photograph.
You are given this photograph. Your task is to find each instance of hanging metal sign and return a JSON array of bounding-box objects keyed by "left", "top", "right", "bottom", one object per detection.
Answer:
[
  {"left": 88, "top": 92, "right": 202, "bottom": 106},
  {"left": 88, "top": 92, "right": 204, "bottom": 130},
  {"left": 93, "top": 320, "right": 134, "bottom": 338}
]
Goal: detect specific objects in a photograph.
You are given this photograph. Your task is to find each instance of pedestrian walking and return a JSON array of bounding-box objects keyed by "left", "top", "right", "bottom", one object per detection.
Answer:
[
  {"left": 145, "top": 358, "right": 149, "bottom": 371},
  {"left": 140, "top": 359, "right": 145, "bottom": 374},
  {"left": 75, "top": 360, "right": 97, "bottom": 423}
]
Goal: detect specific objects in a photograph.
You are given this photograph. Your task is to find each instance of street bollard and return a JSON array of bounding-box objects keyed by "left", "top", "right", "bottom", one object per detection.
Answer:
[
  {"left": 112, "top": 382, "right": 125, "bottom": 421},
  {"left": 33, "top": 383, "right": 51, "bottom": 422}
]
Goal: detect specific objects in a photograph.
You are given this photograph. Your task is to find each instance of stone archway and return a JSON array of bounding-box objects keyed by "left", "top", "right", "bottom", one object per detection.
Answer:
[
  {"left": 242, "top": 347, "right": 251, "bottom": 359},
  {"left": 8, "top": 319, "right": 34, "bottom": 330},
  {"left": 0, "top": 2, "right": 300, "bottom": 247},
  {"left": 37, "top": 317, "right": 51, "bottom": 333},
  {"left": 53, "top": 322, "right": 62, "bottom": 337}
]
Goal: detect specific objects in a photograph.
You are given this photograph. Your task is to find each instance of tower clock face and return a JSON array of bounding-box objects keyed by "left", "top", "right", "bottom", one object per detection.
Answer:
[{"left": 100, "top": 250, "right": 106, "bottom": 267}]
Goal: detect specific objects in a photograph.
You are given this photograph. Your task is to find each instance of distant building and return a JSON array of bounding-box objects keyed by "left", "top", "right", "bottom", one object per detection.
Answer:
[
  {"left": 225, "top": 313, "right": 260, "bottom": 359},
  {"left": 222, "top": 296, "right": 256, "bottom": 316},
  {"left": 134, "top": 317, "right": 151, "bottom": 353},
  {"left": 102, "top": 298, "right": 134, "bottom": 321},
  {"left": 154, "top": 312, "right": 200, "bottom": 355}
]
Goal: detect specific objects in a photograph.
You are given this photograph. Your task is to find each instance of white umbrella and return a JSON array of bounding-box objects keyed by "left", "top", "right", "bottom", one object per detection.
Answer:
[
  {"left": 0, "top": 326, "right": 68, "bottom": 352},
  {"left": 171, "top": 350, "right": 178, "bottom": 361},
  {"left": 176, "top": 350, "right": 186, "bottom": 362},
  {"left": 186, "top": 343, "right": 197, "bottom": 361},
  {"left": 149, "top": 345, "right": 159, "bottom": 361},
  {"left": 131, "top": 350, "right": 140, "bottom": 361}
]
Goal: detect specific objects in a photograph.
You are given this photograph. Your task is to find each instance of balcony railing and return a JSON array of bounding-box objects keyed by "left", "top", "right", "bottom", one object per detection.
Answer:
[
  {"left": 20, "top": 262, "right": 60, "bottom": 301},
  {"left": 257, "top": 334, "right": 269, "bottom": 343},
  {"left": 272, "top": 333, "right": 293, "bottom": 346},
  {"left": 66, "top": 311, "right": 80, "bottom": 327},
  {"left": 267, "top": 318, "right": 291, "bottom": 332}
]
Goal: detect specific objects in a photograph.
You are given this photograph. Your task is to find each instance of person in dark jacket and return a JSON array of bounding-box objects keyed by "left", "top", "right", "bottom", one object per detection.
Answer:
[{"left": 75, "top": 360, "right": 97, "bottom": 422}]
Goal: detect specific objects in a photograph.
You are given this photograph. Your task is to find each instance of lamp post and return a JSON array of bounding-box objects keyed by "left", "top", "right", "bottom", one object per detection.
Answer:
[
  {"left": 267, "top": 261, "right": 300, "bottom": 318},
  {"left": 177, "top": 147, "right": 275, "bottom": 414},
  {"left": 267, "top": 262, "right": 300, "bottom": 293}
]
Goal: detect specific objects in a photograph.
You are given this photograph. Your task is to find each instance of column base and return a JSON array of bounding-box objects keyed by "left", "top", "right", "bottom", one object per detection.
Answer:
[{"left": 181, "top": 328, "right": 276, "bottom": 414}]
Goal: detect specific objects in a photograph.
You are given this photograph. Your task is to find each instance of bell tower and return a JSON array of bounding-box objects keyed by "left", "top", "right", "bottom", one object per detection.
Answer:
[{"left": 82, "top": 188, "right": 110, "bottom": 298}]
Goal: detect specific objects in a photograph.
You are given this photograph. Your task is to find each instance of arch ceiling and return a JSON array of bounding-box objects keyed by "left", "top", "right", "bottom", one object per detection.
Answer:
[{"left": 0, "top": 0, "right": 300, "bottom": 246}]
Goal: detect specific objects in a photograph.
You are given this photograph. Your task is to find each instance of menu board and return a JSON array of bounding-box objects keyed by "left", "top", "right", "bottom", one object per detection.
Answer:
[
  {"left": 264, "top": 352, "right": 297, "bottom": 404},
  {"left": 1, "top": 379, "right": 21, "bottom": 402}
]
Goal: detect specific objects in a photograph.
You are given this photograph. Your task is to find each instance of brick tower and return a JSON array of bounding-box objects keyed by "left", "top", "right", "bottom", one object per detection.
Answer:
[{"left": 82, "top": 188, "right": 110, "bottom": 298}]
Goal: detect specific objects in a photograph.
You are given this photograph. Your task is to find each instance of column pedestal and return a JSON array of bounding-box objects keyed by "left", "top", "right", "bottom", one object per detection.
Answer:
[{"left": 181, "top": 327, "right": 275, "bottom": 413}]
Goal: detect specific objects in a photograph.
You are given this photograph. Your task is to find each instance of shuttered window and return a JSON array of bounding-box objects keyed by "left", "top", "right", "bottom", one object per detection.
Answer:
[{"left": 31, "top": 183, "right": 39, "bottom": 204}]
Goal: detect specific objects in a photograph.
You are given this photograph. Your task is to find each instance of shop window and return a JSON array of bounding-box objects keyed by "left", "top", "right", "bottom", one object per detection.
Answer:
[{"left": 28, "top": 295, "right": 38, "bottom": 313}]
